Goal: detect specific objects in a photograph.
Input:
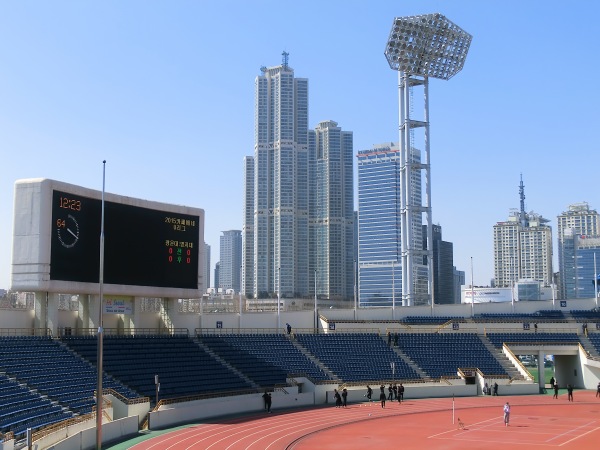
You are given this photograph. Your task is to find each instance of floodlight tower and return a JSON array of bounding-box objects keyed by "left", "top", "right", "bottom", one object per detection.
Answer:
[{"left": 384, "top": 13, "right": 471, "bottom": 306}]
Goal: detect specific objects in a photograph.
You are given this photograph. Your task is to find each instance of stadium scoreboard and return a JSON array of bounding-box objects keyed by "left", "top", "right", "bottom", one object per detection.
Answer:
[{"left": 11, "top": 179, "right": 204, "bottom": 297}]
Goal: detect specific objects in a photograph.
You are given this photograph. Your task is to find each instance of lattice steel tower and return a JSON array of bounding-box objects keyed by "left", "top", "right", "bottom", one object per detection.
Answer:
[{"left": 384, "top": 13, "right": 471, "bottom": 306}]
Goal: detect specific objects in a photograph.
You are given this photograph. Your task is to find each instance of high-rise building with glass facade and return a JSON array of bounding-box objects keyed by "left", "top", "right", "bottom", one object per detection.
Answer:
[
  {"left": 219, "top": 230, "right": 242, "bottom": 293},
  {"left": 310, "top": 120, "right": 354, "bottom": 300},
  {"left": 243, "top": 55, "right": 309, "bottom": 299},
  {"left": 557, "top": 203, "right": 600, "bottom": 299},
  {"left": 357, "top": 143, "right": 428, "bottom": 307}
]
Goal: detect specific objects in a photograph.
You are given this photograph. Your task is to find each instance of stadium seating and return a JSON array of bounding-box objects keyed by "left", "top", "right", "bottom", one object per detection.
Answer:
[
  {"left": 0, "top": 336, "right": 136, "bottom": 417},
  {"left": 295, "top": 333, "right": 420, "bottom": 382},
  {"left": 485, "top": 332, "right": 581, "bottom": 348},
  {"left": 570, "top": 309, "right": 600, "bottom": 322},
  {"left": 62, "top": 335, "right": 253, "bottom": 401},
  {"left": 200, "top": 334, "right": 332, "bottom": 382},
  {"left": 397, "top": 333, "right": 507, "bottom": 378}
]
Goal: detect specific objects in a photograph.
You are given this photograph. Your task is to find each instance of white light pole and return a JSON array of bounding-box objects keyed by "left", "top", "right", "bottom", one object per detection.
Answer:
[
  {"left": 595, "top": 253, "right": 598, "bottom": 309},
  {"left": 96, "top": 160, "right": 106, "bottom": 450},
  {"left": 392, "top": 260, "right": 395, "bottom": 320},
  {"left": 385, "top": 13, "right": 471, "bottom": 306},
  {"left": 470, "top": 256, "right": 474, "bottom": 316},
  {"left": 353, "top": 260, "right": 357, "bottom": 320}
]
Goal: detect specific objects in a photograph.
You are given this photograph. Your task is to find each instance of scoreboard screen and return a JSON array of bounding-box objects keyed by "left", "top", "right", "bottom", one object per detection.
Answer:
[{"left": 50, "top": 190, "right": 199, "bottom": 289}]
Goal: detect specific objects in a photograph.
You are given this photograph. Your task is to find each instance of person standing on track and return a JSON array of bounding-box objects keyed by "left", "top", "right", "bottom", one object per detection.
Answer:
[
  {"left": 342, "top": 388, "right": 348, "bottom": 408},
  {"left": 503, "top": 402, "right": 510, "bottom": 426},
  {"left": 398, "top": 383, "right": 405, "bottom": 403},
  {"left": 366, "top": 385, "right": 373, "bottom": 402},
  {"left": 334, "top": 389, "right": 342, "bottom": 408},
  {"left": 265, "top": 392, "right": 272, "bottom": 413},
  {"left": 567, "top": 384, "right": 574, "bottom": 402},
  {"left": 379, "top": 385, "right": 386, "bottom": 408},
  {"left": 553, "top": 381, "right": 559, "bottom": 399},
  {"left": 596, "top": 381, "right": 600, "bottom": 398}
]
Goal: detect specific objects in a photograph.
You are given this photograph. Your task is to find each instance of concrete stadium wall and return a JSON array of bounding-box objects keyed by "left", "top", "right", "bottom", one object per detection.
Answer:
[
  {"left": 40, "top": 416, "right": 139, "bottom": 450},
  {"left": 0, "top": 309, "right": 34, "bottom": 330},
  {"left": 148, "top": 389, "right": 314, "bottom": 430}
]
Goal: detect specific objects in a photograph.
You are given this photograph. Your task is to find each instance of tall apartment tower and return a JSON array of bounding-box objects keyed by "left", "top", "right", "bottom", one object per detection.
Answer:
[
  {"left": 242, "top": 156, "right": 254, "bottom": 296},
  {"left": 493, "top": 178, "right": 553, "bottom": 288},
  {"left": 243, "top": 53, "right": 310, "bottom": 298},
  {"left": 357, "top": 143, "right": 428, "bottom": 307},
  {"left": 557, "top": 202, "right": 600, "bottom": 299},
  {"left": 309, "top": 120, "right": 354, "bottom": 300},
  {"left": 424, "top": 224, "right": 454, "bottom": 304},
  {"left": 219, "top": 230, "right": 242, "bottom": 293}
]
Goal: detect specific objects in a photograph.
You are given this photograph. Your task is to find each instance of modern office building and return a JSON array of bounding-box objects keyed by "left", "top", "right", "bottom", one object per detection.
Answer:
[
  {"left": 557, "top": 202, "right": 600, "bottom": 299},
  {"left": 219, "top": 230, "right": 242, "bottom": 293},
  {"left": 424, "top": 224, "right": 454, "bottom": 304},
  {"left": 214, "top": 262, "right": 220, "bottom": 292},
  {"left": 243, "top": 53, "right": 310, "bottom": 299},
  {"left": 453, "top": 267, "right": 465, "bottom": 304},
  {"left": 204, "top": 242, "right": 211, "bottom": 290},
  {"left": 357, "top": 143, "right": 428, "bottom": 307},
  {"left": 309, "top": 120, "right": 354, "bottom": 301}
]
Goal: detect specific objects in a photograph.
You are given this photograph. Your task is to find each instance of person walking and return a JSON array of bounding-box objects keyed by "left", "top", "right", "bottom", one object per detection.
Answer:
[
  {"left": 334, "top": 389, "right": 342, "bottom": 408},
  {"left": 567, "top": 384, "right": 574, "bottom": 402},
  {"left": 366, "top": 385, "right": 373, "bottom": 402},
  {"left": 553, "top": 381, "right": 559, "bottom": 399},
  {"left": 503, "top": 402, "right": 511, "bottom": 427}
]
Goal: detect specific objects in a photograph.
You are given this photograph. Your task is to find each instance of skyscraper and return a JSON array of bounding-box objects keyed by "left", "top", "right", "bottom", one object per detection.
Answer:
[
  {"left": 493, "top": 179, "right": 552, "bottom": 288},
  {"left": 204, "top": 242, "right": 211, "bottom": 290},
  {"left": 219, "top": 230, "right": 242, "bottom": 293},
  {"left": 242, "top": 156, "right": 254, "bottom": 296},
  {"left": 310, "top": 120, "right": 354, "bottom": 300},
  {"left": 243, "top": 53, "right": 309, "bottom": 299},
  {"left": 424, "top": 224, "right": 454, "bottom": 304},
  {"left": 557, "top": 203, "right": 600, "bottom": 299},
  {"left": 357, "top": 143, "right": 428, "bottom": 307}
]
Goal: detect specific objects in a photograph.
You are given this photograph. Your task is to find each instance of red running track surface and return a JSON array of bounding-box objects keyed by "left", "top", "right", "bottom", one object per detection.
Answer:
[{"left": 118, "top": 391, "right": 600, "bottom": 450}]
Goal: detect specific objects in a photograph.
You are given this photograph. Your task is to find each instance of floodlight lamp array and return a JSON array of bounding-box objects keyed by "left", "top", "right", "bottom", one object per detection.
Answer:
[{"left": 384, "top": 13, "right": 472, "bottom": 80}]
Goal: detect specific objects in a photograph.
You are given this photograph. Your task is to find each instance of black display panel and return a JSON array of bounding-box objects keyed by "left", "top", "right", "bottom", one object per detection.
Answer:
[{"left": 50, "top": 190, "right": 199, "bottom": 289}]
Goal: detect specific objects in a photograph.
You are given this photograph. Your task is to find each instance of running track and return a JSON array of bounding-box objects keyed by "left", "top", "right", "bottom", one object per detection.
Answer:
[{"left": 109, "top": 391, "right": 600, "bottom": 449}]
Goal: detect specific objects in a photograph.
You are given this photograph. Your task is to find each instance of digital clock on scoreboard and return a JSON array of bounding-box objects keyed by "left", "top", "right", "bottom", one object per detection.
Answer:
[{"left": 50, "top": 190, "right": 199, "bottom": 289}]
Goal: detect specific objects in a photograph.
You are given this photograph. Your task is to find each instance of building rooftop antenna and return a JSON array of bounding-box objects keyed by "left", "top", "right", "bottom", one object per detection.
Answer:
[
  {"left": 519, "top": 174, "right": 528, "bottom": 228},
  {"left": 282, "top": 51, "right": 289, "bottom": 69}
]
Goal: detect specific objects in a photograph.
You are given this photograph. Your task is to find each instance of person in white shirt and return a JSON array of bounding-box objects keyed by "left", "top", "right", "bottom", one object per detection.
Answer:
[{"left": 503, "top": 402, "right": 511, "bottom": 427}]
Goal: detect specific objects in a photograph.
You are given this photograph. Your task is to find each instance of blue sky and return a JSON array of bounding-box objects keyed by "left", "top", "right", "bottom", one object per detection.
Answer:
[{"left": 1, "top": 1, "right": 599, "bottom": 290}]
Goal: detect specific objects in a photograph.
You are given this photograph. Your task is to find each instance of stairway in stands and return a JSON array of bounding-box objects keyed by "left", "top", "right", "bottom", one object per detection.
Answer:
[
  {"left": 287, "top": 334, "right": 340, "bottom": 382},
  {"left": 194, "top": 338, "right": 259, "bottom": 389},
  {"left": 389, "top": 345, "right": 428, "bottom": 379},
  {"left": 478, "top": 334, "right": 524, "bottom": 380}
]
